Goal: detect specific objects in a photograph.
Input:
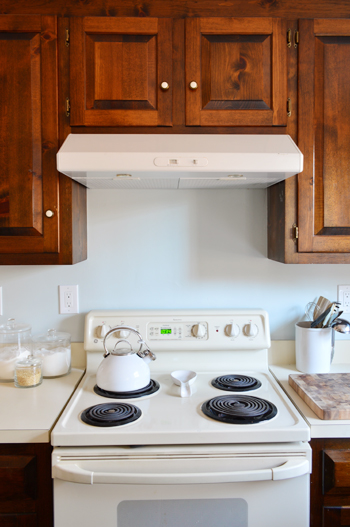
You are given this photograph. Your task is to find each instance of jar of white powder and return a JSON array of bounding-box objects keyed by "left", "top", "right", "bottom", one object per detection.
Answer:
[
  {"left": 0, "top": 319, "right": 32, "bottom": 382},
  {"left": 33, "top": 329, "right": 71, "bottom": 378}
]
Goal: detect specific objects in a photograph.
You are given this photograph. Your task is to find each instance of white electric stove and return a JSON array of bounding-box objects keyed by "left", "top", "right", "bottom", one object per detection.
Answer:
[{"left": 51, "top": 310, "right": 311, "bottom": 527}]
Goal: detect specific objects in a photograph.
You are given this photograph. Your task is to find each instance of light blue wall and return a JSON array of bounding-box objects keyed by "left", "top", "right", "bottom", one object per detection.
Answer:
[{"left": 1, "top": 189, "right": 349, "bottom": 342}]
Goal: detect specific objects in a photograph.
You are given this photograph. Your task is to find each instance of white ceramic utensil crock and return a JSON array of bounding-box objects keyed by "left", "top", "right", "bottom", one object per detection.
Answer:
[{"left": 96, "top": 326, "right": 156, "bottom": 392}]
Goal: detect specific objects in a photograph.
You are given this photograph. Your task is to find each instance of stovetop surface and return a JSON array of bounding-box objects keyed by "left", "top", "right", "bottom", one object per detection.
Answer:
[
  {"left": 52, "top": 310, "right": 310, "bottom": 447},
  {"left": 51, "top": 370, "right": 310, "bottom": 447}
]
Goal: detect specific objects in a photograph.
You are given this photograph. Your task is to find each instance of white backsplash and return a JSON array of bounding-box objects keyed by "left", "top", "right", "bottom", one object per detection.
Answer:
[{"left": 1, "top": 189, "right": 349, "bottom": 342}]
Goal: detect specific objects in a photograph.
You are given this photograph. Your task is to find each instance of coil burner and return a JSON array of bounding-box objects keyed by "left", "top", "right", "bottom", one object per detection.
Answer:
[
  {"left": 212, "top": 375, "right": 262, "bottom": 392},
  {"left": 81, "top": 402, "right": 141, "bottom": 427},
  {"left": 202, "top": 395, "right": 277, "bottom": 424},
  {"left": 94, "top": 380, "right": 160, "bottom": 399}
]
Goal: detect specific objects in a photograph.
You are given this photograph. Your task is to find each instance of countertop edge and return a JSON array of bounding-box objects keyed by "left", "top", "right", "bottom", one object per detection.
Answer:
[{"left": 0, "top": 368, "right": 84, "bottom": 444}]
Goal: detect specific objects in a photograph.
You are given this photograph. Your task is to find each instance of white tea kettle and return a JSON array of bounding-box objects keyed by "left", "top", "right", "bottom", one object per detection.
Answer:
[{"left": 96, "top": 326, "right": 156, "bottom": 392}]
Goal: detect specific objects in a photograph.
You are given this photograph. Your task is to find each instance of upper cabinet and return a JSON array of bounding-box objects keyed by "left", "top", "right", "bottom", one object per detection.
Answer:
[
  {"left": 298, "top": 19, "right": 350, "bottom": 255},
  {"left": 70, "top": 17, "right": 173, "bottom": 126},
  {"left": 185, "top": 18, "right": 287, "bottom": 127},
  {"left": 268, "top": 18, "right": 350, "bottom": 263},
  {"left": 0, "top": 16, "right": 59, "bottom": 259},
  {"left": 0, "top": 15, "right": 86, "bottom": 265},
  {"left": 69, "top": 16, "right": 287, "bottom": 128}
]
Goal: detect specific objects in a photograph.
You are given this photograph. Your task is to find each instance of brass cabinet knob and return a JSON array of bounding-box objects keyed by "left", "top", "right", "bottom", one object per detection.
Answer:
[
  {"left": 45, "top": 210, "right": 54, "bottom": 218},
  {"left": 160, "top": 82, "right": 170, "bottom": 91},
  {"left": 189, "top": 81, "right": 198, "bottom": 90}
]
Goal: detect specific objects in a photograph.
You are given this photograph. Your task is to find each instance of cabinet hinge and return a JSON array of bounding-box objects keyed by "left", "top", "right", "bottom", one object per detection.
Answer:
[
  {"left": 65, "top": 98, "right": 70, "bottom": 117},
  {"left": 294, "top": 30, "right": 299, "bottom": 48},
  {"left": 287, "top": 98, "right": 292, "bottom": 117},
  {"left": 287, "top": 28, "right": 292, "bottom": 48},
  {"left": 65, "top": 28, "right": 70, "bottom": 47},
  {"left": 292, "top": 223, "right": 299, "bottom": 241}
]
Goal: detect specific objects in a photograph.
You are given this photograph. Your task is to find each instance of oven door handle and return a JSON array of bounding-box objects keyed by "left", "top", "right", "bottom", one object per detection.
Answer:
[
  {"left": 53, "top": 458, "right": 309, "bottom": 485},
  {"left": 272, "top": 458, "right": 310, "bottom": 480}
]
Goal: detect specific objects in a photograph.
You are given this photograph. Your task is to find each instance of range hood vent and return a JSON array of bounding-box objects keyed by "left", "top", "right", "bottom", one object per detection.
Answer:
[{"left": 57, "top": 134, "right": 303, "bottom": 190}]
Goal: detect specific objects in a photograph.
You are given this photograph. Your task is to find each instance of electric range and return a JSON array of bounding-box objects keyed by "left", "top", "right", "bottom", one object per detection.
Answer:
[{"left": 51, "top": 309, "right": 311, "bottom": 527}]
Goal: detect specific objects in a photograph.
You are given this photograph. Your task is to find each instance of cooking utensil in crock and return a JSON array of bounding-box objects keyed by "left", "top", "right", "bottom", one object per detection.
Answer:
[
  {"left": 96, "top": 326, "right": 156, "bottom": 392},
  {"left": 330, "top": 318, "right": 350, "bottom": 363},
  {"left": 171, "top": 370, "right": 197, "bottom": 397}
]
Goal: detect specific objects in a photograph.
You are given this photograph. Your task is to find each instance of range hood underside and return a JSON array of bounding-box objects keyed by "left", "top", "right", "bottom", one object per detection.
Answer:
[
  {"left": 57, "top": 134, "right": 303, "bottom": 189},
  {"left": 68, "top": 172, "right": 296, "bottom": 189}
]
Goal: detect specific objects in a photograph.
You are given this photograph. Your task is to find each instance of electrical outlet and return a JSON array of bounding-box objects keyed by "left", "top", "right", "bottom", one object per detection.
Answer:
[
  {"left": 59, "top": 285, "right": 79, "bottom": 314},
  {"left": 337, "top": 285, "right": 350, "bottom": 314}
]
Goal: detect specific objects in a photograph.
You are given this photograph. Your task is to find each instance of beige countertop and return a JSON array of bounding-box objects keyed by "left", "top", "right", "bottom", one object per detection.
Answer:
[
  {"left": 269, "top": 340, "right": 350, "bottom": 439},
  {"left": 0, "top": 368, "right": 84, "bottom": 443}
]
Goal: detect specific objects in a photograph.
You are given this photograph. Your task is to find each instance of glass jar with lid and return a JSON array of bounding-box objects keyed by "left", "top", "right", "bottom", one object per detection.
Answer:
[
  {"left": 0, "top": 318, "right": 32, "bottom": 381},
  {"left": 14, "top": 357, "right": 42, "bottom": 388},
  {"left": 33, "top": 329, "right": 71, "bottom": 378}
]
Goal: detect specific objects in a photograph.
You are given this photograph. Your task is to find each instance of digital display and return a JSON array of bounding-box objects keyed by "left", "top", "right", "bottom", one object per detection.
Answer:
[{"left": 161, "top": 329, "right": 172, "bottom": 334}]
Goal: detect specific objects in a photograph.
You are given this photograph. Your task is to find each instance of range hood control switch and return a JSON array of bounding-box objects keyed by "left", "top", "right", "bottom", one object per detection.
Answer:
[{"left": 154, "top": 157, "right": 208, "bottom": 168}]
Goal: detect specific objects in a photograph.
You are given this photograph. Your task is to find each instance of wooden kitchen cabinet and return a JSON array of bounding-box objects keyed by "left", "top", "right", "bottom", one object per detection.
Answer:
[
  {"left": 268, "top": 18, "right": 350, "bottom": 263},
  {"left": 0, "top": 15, "right": 87, "bottom": 265},
  {"left": 185, "top": 17, "right": 287, "bottom": 127},
  {"left": 298, "top": 19, "right": 350, "bottom": 255},
  {"left": 0, "top": 443, "right": 53, "bottom": 527},
  {"left": 69, "top": 16, "right": 287, "bottom": 129},
  {"left": 310, "top": 438, "right": 350, "bottom": 527},
  {"left": 69, "top": 17, "right": 173, "bottom": 127}
]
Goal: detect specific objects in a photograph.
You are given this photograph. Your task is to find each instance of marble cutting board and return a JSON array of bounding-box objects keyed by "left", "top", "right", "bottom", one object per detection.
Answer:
[{"left": 289, "top": 373, "right": 350, "bottom": 420}]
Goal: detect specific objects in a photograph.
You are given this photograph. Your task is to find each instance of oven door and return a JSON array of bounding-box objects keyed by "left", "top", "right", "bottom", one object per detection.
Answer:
[{"left": 52, "top": 443, "right": 311, "bottom": 527}]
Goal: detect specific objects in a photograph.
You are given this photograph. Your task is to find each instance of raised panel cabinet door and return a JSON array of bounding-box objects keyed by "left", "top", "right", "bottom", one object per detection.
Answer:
[
  {"left": 323, "top": 507, "right": 350, "bottom": 527},
  {"left": 185, "top": 17, "right": 287, "bottom": 127},
  {"left": 0, "top": 15, "right": 59, "bottom": 256},
  {"left": 298, "top": 19, "right": 350, "bottom": 253},
  {"left": 70, "top": 17, "right": 172, "bottom": 126}
]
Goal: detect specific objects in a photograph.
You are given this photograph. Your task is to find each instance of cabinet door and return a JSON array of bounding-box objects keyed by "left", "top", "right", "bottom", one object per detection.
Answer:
[
  {"left": 298, "top": 19, "right": 350, "bottom": 253},
  {"left": 185, "top": 18, "right": 287, "bottom": 126},
  {"left": 70, "top": 17, "right": 172, "bottom": 126},
  {"left": 0, "top": 15, "right": 59, "bottom": 258},
  {"left": 0, "top": 443, "right": 53, "bottom": 527}
]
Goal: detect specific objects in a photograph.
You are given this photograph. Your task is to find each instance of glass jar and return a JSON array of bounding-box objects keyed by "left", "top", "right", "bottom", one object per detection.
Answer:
[
  {"left": 33, "top": 329, "right": 71, "bottom": 378},
  {"left": 0, "top": 318, "right": 32, "bottom": 382},
  {"left": 14, "top": 358, "right": 42, "bottom": 388}
]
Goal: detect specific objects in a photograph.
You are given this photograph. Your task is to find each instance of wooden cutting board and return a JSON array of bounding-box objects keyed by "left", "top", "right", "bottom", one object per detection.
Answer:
[{"left": 289, "top": 373, "right": 350, "bottom": 420}]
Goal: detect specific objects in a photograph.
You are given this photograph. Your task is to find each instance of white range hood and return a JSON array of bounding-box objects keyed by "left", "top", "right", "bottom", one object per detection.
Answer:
[{"left": 57, "top": 134, "right": 303, "bottom": 189}]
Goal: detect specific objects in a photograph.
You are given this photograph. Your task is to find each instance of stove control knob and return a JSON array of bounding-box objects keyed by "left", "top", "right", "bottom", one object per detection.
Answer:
[
  {"left": 115, "top": 329, "right": 130, "bottom": 339},
  {"left": 225, "top": 324, "right": 240, "bottom": 337},
  {"left": 243, "top": 323, "right": 259, "bottom": 338},
  {"left": 191, "top": 323, "right": 206, "bottom": 338},
  {"left": 96, "top": 324, "right": 111, "bottom": 339}
]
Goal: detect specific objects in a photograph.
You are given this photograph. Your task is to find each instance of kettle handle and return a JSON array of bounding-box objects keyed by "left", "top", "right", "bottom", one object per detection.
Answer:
[{"left": 103, "top": 325, "right": 149, "bottom": 358}]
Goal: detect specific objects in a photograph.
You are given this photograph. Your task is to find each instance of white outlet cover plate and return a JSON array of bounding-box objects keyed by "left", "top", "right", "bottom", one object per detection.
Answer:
[
  {"left": 337, "top": 285, "right": 350, "bottom": 314},
  {"left": 59, "top": 285, "right": 79, "bottom": 314}
]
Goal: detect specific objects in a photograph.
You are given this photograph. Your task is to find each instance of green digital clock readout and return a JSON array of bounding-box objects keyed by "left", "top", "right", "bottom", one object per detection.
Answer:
[{"left": 160, "top": 329, "right": 172, "bottom": 334}]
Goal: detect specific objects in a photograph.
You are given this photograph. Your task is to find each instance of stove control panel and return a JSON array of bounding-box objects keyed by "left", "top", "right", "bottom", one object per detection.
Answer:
[{"left": 85, "top": 310, "right": 271, "bottom": 352}]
